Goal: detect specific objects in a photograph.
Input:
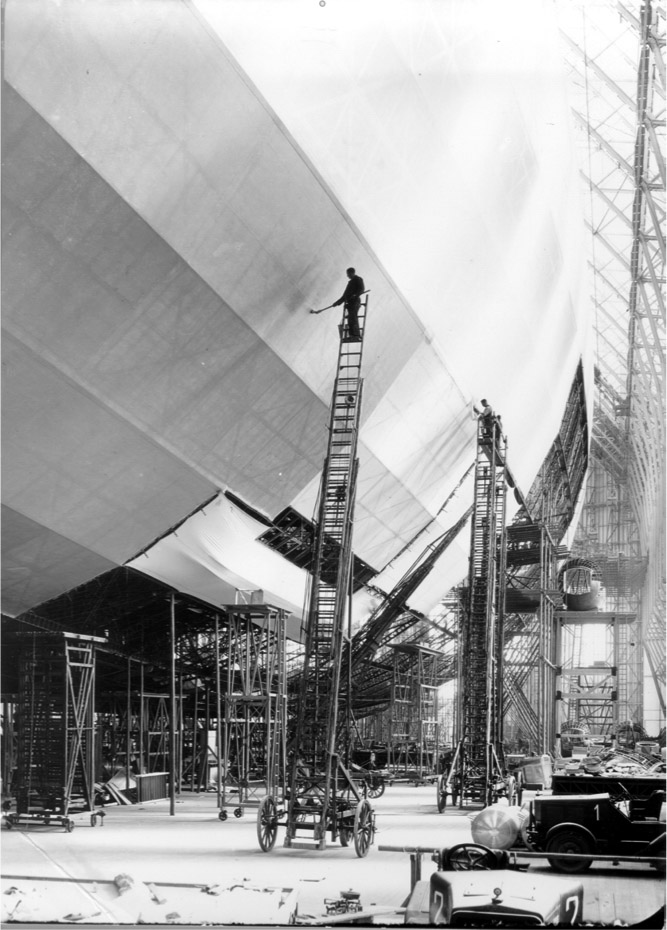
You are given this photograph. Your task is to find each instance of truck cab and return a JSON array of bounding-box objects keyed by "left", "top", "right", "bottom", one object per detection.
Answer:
[{"left": 526, "top": 791, "right": 665, "bottom": 873}]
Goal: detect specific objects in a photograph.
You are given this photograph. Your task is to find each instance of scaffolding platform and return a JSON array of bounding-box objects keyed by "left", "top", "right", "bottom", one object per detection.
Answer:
[
  {"left": 8, "top": 632, "right": 106, "bottom": 831},
  {"left": 218, "top": 604, "right": 288, "bottom": 821}
]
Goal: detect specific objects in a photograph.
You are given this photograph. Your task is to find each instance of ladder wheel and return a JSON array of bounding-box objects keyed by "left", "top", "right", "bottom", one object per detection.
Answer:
[
  {"left": 218, "top": 810, "right": 228, "bottom": 821},
  {"left": 234, "top": 807, "right": 243, "bottom": 819},
  {"left": 366, "top": 776, "right": 385, "bottom": 799},
  {"left": 353, "top": 799, "right": 374, "bottom": 858},
  {"left": 257, "top": 796, "right": 278, "bottom": 852},
  {"left": 437, "top": 776, "right": 447, "bottom": 813},
  {"left": 65, "top": 819, "right": 74, "bottom": 833}
]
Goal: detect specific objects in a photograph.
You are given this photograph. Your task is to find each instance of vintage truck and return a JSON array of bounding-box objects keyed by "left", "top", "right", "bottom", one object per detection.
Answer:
[
  {"left": 428, "top": 868, "right": 583, "bottom": 927},
  {"left": 523, "top": 791, "right": 665, "bottom": 873},
  {"left": 402, "top": 843, "right": 584, "bottom": 926}
]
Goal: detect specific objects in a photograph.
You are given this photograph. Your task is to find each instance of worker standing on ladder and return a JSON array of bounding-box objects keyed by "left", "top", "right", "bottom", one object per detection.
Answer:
[
  {"left": 256, "top": 283, "right": 373, "bottom": 857},
  {"left": 332, "top": 267, "right": 364, "bottom": 340},
  {"left": 308, "top": 267, "right": 365, "bottom": 342},
  {"left": 474, "top": 398, "right": 501, "bottom": 441}
]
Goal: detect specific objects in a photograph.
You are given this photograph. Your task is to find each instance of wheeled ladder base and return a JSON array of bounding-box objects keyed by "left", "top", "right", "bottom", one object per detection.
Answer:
[{"left": 284, "top": 840, "right": 327, "bottom": 850}]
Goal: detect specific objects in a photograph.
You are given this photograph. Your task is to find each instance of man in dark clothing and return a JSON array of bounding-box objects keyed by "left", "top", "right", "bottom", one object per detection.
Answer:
[
  {"left": 475, "top": 398, "right": 502, "bottom": 443},
  {"left": 333, "top": 267, "right": 364, "bottom": 339}
]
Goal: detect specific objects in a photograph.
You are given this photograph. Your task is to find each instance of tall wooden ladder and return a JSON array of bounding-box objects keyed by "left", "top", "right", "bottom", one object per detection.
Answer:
[
  {"left": 450, "top": 414, "right": 509, "bottom": 806},
  {"left": 284, "top": 295, "right": 370, "bottom": 850}
]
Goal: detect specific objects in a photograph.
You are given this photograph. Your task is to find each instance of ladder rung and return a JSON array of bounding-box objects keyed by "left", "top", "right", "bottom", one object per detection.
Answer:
[{"left": 286, "top": 841, "right": 322, "bottom": 849}]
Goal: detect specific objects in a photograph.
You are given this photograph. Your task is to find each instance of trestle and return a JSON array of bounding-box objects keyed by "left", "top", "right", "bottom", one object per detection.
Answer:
[{"left": 218, "top": 604, "right": 288, "bottom": 819}]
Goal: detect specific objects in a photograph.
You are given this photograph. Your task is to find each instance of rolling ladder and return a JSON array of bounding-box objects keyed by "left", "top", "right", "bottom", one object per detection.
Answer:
[
  {"left": 440, "top": 414, "right": 510, "bottom": 809},
  {"left": 9, "top": 632, "right": 105, "bottom": 831},
  {"left": 218, "top": 604, "right": 288, "bottom": 820},
  {"left": 279, "top": 294, "right": 375, "bottom": 855}
]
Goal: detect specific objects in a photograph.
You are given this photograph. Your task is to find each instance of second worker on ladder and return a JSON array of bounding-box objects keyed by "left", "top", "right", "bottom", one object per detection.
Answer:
[{"left": 333, "top": 267, "right": 365, "bottom": 340}]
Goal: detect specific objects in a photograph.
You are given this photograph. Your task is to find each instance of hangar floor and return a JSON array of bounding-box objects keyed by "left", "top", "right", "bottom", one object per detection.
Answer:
[{"left": 2, "top": 784, "right": 664, "bottom": 926}]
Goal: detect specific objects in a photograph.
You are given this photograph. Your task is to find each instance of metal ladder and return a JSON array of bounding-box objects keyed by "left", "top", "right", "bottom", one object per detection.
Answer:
[{"left": 284, "top": 295, "right": 371, "bottom": 851}]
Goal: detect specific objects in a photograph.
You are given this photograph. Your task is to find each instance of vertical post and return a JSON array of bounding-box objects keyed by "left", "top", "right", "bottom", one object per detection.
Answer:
[
  {"left": 191, "top": 679, "right": 199, "bottom": 792},
  {"left": 555, "top": 616, "right": 563, "bottom": 758},
  {"left": 612, "top": 615, "right": 619, "bottom": 734},
  {"left": 539, "top": 565, "right": 546, "bottom": 756},
  {"left": 126, "top": 657, "right": 132, "bottom": 793},
  {"left": 224, "top": 616, "right": 233, "bottom": 808},
  {"left": 345, "top": 561, "right": 354, "bottom": 768},
  {"left": 544, "top": 528, "right": 551, "bottom": 754},
  {"left": 170, "top": 592, "right": 176, "bottom": 816},
  {"left": 139, "top": 662, "right": 145, "bottom": 774},
  {"left": 215, "top": 614, "right": 222, "bottom": 810},
  {"left": 1, "top": 702, "right": 13, "bottom": 801},
  {"left": 177, "top": 675, "right": 183, "bottom": 795},
  {"left": 409, "top": 852, "right": 422, "bottom": 891},
  {"left": 540, "top": 526, "right": 547, "bottom": 754},
  {"left": 203, "top": 684, "right": 210, "bottom": 792}
]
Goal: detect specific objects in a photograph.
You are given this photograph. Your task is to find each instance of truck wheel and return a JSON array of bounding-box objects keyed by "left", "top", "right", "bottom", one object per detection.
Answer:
[{"left": 546, "top": 830, "right": 593, "bottom": 873}]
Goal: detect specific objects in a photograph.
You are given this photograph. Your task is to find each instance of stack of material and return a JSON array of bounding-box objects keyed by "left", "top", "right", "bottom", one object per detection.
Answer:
[
  {"left": 96, "top": 769, "right": 137, "bottom": 806},
  {"left": 604, "top": 756, "right": 654, "bottom": 776},
  {"left": 560, "top": 750, "right": 657, "bottom": 778}
]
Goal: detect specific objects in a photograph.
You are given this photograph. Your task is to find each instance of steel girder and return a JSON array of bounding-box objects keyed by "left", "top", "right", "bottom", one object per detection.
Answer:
[{"left": 559, "top": 0, "right": 665, "bottom": 713}]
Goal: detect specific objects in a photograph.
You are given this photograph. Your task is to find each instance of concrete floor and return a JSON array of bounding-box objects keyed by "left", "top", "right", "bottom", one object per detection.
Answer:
[{"left": 2, "top": 784, "right": 665, "bottom": 925}]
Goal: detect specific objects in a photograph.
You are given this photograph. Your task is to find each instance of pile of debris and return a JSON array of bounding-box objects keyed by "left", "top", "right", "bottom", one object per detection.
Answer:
[{"left": 557, "top": 746, "right": 665, "bottom": 777}]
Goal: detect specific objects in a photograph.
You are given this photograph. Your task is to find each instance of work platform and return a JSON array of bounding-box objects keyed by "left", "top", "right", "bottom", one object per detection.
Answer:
[{"left": 554, "top": 611, "right": 638, "bottom": 624}]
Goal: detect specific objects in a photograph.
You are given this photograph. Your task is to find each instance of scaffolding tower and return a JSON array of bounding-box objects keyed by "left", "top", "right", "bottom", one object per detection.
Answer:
[
  {"left": 218, "top": 603, "right": 288, "bottom": 819},
  {"left": 503, "top": 522, "right": 561, "bottom": 755},
  {"left": 99, "top": 689, "right": 174, "bottom": 801},
  {"left": 256, "top": 296, "right": 375, "bottom": 857},
  {"left": 555, "top": 609, "right": 640, "bottom": 743},
  {"left": 388, "top": 643, "right": 441, "bottom": 782},
  {"left": 8, "top": 632, "right": 105, "bottom": 831},
  {"left": 439, "top": 413, "right": 511, "bottom": 809}
]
